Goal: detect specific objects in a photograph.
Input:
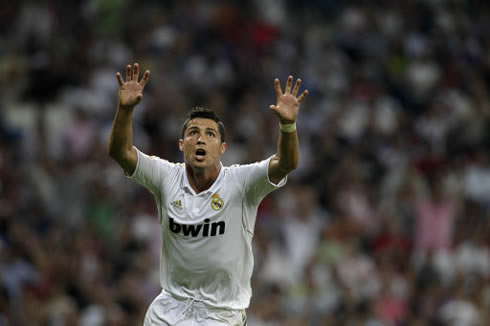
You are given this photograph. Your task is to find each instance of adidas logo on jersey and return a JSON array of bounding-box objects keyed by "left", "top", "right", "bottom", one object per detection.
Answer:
[
  {"left": 171, "top": 200, "right": 182, "bottom": 209},
  {"left": 169, "top": 218, "right": 225, "bottom": 237}
]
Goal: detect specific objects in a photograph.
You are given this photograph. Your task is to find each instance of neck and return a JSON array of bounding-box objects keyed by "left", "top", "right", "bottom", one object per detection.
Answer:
[{"left": 186, "top": 163, "right": 221, "bottom": 194}]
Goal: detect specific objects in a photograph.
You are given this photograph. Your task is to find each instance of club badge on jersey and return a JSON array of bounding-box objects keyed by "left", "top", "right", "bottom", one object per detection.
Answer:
[{"left": 211, "top": 193, "right": 224, "bottom": 211}]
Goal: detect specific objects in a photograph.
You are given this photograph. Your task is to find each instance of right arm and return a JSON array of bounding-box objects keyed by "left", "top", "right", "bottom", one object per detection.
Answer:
[{"left": 108, "top": 63, "right": 150, "bottom": 175}]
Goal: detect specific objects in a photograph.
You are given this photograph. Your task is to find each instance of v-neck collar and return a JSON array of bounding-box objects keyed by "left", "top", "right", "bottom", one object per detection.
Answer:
[{"left": 181, "top": 162, "right": 224, "bottom": 196}]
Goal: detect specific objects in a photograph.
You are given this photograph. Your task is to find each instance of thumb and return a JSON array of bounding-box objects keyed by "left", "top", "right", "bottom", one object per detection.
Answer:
[{"left": 269, "top": 104, "right": 277, "bottom": 111}]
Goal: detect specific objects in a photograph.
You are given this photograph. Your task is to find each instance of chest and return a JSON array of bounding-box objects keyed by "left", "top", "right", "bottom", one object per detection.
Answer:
[
  {"left": 164, "top": 185, "right": 241, "bottom": 223},
  {"left": 162, "top": 184, "right": 245, "bottom": 240}
]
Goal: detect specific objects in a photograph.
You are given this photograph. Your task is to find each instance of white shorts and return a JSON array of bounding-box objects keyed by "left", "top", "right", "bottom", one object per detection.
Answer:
[{"left": 144, "top": 290, "right": 247, "bottom": 326}]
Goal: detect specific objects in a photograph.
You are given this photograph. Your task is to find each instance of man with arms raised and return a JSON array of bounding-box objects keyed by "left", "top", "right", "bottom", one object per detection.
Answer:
[{"left": 108, "top": 63, "right": 308, "bottom": 325}]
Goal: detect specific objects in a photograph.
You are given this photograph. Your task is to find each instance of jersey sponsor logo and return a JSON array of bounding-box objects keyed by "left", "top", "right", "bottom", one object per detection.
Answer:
[
  {"left": 211, "top": 193, "right": 224, "bottom": 211},
  {"left": 169, "top": 217, "right": 225, "bottom": 237}
]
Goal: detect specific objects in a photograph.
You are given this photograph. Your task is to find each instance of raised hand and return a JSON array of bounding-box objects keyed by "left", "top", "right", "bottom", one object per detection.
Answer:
[
  {"left": 270, "top": 75, "right": 308, "bottom": 124},
  {"left": 116, "top": 63, "right": 150, "bottom": 108}
]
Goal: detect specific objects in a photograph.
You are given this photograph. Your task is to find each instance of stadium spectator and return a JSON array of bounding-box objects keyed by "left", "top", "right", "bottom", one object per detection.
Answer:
[{"left": 0, "top": 1, "right": 489, "bottom": 324}]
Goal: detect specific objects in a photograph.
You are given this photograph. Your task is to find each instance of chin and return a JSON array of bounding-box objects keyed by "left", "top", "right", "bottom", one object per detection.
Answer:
[
  {"left": 189, "top": 159, "right": 208, "bottom": 168},
  {"left": 186, "top": 155, "right": 217, "bottom": 169}
]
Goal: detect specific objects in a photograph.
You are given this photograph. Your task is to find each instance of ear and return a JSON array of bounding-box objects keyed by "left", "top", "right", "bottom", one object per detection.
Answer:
[
  {"left": 179, "top": 139, "right": 184, "bottom": 152},
  {"left": 220, "top": 142, "right": 227, "bottom": 154}
]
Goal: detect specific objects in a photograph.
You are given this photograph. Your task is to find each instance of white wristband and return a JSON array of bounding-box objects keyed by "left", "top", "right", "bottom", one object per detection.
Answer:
[{"left": 279, "top": 122, "right": 296, "bottom": 133}]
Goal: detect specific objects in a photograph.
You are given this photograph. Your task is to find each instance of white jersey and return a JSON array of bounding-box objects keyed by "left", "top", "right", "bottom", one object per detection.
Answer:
[{"left": 129, "top": 148, "right": 286, "bottom": 310}]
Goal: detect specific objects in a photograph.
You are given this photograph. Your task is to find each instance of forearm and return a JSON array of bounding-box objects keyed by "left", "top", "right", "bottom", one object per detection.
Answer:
[
  {"left": 269, "top": 126, "right": 300, "bottom": 184},
  {"left": 268, "top": 75, "right": 307, "bottom": 182},
  {"left": 109, "top": 63, "right": 149, "bottom": 174},
  {"left": 108, "top": 104, "right": 135, "bottom": 161},
  {"left": 275, "top": 128, "right": 299, "bottom": 173}
]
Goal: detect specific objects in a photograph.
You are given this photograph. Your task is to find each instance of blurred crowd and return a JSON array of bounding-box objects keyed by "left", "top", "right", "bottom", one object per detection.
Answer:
[{"left": 1, "top": 0, "right": 490, "bottom": 325}]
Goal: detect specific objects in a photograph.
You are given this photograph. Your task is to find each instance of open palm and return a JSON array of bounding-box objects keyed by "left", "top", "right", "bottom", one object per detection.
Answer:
[
  {"left": 116, "top": 63, "right": 150, "bottom": 108},
  {"left": 270, "top": 75, "right": 308, "bottom": 124}
]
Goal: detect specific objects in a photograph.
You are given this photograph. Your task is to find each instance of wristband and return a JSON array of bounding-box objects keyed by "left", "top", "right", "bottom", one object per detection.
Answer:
[{"left": 279, "top": 122, "right": 296, "bottom": 133}]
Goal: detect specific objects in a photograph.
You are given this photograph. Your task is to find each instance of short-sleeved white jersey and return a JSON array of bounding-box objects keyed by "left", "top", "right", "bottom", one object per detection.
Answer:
[{"left": 129, "top": 148, "right": 286, "bottom": 310}]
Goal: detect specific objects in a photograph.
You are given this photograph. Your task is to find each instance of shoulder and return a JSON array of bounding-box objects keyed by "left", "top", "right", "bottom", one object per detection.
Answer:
[
  {"left": 140, "top": 152, "right": 185, "bottom": 176},
  {"left": 223, "top": 158, "right": 273, "bottom": 184},
  {"left": 146, "top": 154, "right": 184, "bottom": 168},
  {"left": 224, "top": 160, "right": 263, "bottom": 175},
  {"left": 225, "top": 157, "right": 272, "bottom": 171}
]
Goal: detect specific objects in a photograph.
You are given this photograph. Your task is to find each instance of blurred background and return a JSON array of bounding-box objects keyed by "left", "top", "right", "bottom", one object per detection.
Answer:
[{"left": 1, "top": 0, "right": 489, "bottom": 325}]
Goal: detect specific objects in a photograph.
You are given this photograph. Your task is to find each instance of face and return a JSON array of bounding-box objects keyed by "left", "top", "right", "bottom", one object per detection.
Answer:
[{"left": 179, "top": 118, "right": 227, "bottom": 170}]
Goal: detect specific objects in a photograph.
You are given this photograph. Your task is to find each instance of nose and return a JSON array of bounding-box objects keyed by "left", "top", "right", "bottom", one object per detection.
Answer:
[{"left": 197, "top": 133, "right": 205, "bottom": 144}]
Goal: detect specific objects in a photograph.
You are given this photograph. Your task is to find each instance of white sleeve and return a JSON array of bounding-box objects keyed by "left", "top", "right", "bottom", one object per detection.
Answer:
[
  {"left": 127, "top": 147, "right": 176, "bottom": 197},
  {"left": 234, "top": 156, "right": 287, "bottom": 206}
]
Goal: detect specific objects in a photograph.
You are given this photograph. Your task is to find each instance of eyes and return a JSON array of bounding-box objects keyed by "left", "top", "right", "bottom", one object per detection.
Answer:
[{"left": 188, "top": 129, "right": 217, "bottom": 138}]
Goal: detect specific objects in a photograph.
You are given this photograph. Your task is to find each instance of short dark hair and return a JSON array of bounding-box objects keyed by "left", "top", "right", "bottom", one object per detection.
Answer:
[{"left": 181, "top": 107, "right": 226, "bottom": 143}]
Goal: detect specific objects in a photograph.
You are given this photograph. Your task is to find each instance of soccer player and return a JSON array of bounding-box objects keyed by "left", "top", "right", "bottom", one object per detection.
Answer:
[{"left": 108, "top": 63, "right": 308, "bottom": 325}]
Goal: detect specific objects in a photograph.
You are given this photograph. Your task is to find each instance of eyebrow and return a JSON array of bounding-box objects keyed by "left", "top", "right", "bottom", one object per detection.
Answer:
[{"left": 187, "top": 126, "right": 218, "bottom": 133}]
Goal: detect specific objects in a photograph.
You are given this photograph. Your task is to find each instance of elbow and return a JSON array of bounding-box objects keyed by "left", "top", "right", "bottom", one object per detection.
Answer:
[
  {"left": 292, "top": 156, "right": 299, "bottom": 170},
  {"left": 289, "top": 154, "right": 300, "bottom": 171},
  {"left": 107, "top": 143, "right": 123, "bottom": 161},
  {"left": 107, "top": 143, "right": 116, "bottom": 159},
  {"left": 288, "top": 161, "right": 299, "bottom": 173},
  {"left": 280, "top": 159, "right": 299, "bottom": 175},
  {"left": 108, "top": 143, "right": 133, "bottom": 164}
]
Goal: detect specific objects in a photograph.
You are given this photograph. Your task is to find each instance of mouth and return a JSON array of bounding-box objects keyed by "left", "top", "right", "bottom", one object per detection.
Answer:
[{"left": 195, "top": 148, "right": 206, "bottom": 161}]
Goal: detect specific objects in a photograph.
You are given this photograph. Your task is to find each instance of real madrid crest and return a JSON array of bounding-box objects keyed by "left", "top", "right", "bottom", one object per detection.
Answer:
[{"left": 211, "top": 193, "right": 224, "bottom": 210}]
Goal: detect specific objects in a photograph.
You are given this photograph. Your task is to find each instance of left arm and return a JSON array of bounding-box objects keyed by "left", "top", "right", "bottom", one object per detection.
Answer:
[{"left": 268, "top": 76, "right": 308, "bottom": 184}]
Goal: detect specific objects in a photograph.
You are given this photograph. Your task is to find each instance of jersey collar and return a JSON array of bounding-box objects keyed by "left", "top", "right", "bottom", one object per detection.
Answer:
[{"left": 182, "top": 162, "right": 224, "bottom": 196}]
